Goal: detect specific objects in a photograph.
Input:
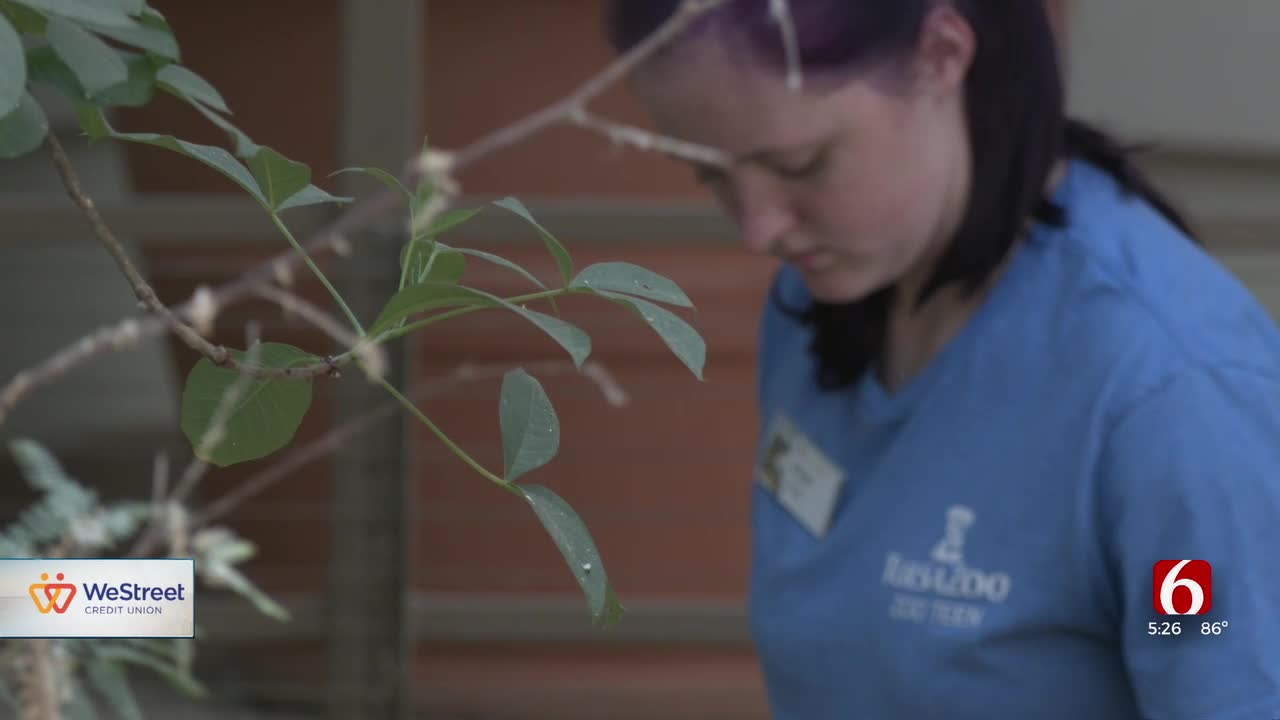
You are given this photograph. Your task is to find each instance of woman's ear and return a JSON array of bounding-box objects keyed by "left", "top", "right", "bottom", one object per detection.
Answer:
[{"left": 913, "top": 5, "right": 976, "bottom": 98}]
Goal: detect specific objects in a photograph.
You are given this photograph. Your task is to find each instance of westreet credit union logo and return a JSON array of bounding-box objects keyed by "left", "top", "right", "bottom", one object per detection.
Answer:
[
  {"left": 29, "top": 572, "right": 76, "bottom": 615},
  {"left": 1, "top": 558, "right": 194, "bottom": 638}
]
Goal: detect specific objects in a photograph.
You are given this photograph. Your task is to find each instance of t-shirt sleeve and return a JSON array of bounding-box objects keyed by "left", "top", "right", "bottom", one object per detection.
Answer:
[{"left": 1098, "top": 365, "right": 1280, "bottom": 720}]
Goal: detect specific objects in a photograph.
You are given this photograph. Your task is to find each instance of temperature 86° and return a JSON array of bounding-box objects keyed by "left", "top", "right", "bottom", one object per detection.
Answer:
[{"left": 1201, "top": 621, "right": 1230, "bottom": 635}]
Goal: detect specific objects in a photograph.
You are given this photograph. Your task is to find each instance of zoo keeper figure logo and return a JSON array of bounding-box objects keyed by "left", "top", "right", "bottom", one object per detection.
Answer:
[{"left": 881, "top": 504, "right": 1013, "bottom": 629}]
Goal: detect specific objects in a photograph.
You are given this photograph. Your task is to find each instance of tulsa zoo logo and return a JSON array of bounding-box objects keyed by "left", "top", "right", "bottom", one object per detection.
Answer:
[
  {"left": 29, "top": 572, "right": 77, "bottom": 615},
  {"left": 880, "top": 504, "right": 1013, "bottom": 629}
]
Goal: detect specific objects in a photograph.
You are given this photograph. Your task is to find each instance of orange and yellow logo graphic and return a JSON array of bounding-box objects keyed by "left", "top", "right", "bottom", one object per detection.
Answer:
[{"left": 29, "top": 572, "right": 77, "bottom": 615}]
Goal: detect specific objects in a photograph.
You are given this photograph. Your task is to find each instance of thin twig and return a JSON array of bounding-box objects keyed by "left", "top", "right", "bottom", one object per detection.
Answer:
[
  {"left": 769, "top": 0, "right": 803, "bottom": 90},
  {"left": 192, "top": 359, "right": 628, "bottom": 528},
  {"left": 42, "top": 135, "right": 345, "bottom": 379},
  {"left": 449, "top": 0, "right": 729, "bottom": 170},
  {"left": 129, "top": 325, "right": 261, "bottom": 558},
  {"left": 569, "top": 107, "right": 729, "bottom": 166},
  {"left": 0, "top": 184, "right": 401, "bottom": 426},
  {"left": 0, "top": 0, "right": 722, "bottom": 425},
  {"left": 21, "top": 639, "right": 58, "bottom": 720},
  {"left": 126, "top": 452, "right": 169, "bottom": 560},
  {"left": 150, "top": 453, "right": 169, "bottom": 508},
  {"left": 0, "top": 316, "right": 146, "bottom": 424},
  {"left": 252, "top": 284, "right": 386, "bottom": 380},
  {"left": 45, "top": 134, "right": 227, "bottom": 367}
]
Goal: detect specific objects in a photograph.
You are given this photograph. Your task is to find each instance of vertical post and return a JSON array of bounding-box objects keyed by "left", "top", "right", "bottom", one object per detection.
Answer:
[{"left": 329, "top": 2, "right": 423, "bottom": 718}]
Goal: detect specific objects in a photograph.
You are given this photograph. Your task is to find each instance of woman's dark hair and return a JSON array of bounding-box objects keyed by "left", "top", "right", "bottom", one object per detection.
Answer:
[{"left": 606, "top": 0, "right": 1195, "bottom": 390}]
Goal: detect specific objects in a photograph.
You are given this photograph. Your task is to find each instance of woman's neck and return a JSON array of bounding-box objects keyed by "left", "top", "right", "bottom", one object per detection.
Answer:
[{"left": 876, "top": 158, "right": 1069, "bottom": 393}]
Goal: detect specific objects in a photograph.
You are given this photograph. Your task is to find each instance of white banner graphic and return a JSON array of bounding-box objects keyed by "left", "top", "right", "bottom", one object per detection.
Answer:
[{"left": 0, "top": 559, "right": 194, "bottom": 638}]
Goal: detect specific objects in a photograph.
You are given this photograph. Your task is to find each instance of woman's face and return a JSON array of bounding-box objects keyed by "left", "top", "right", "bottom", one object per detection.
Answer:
[{"left": 630, "top": 10, "right": 975, "bottom": 303}]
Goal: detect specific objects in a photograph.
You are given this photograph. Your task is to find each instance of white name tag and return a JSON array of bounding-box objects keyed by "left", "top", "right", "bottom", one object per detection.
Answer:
[{"left": 757, "top": 413, "right": 846, "bottom": 538}]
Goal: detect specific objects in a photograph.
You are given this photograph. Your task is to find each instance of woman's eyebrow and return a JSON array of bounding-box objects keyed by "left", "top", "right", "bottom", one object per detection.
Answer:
[
  {"left": 739, "top": 138, "right": 827, "bottom": 164},
  {"left": 662, "top": 138, "right": 824, "bottom": 170}
]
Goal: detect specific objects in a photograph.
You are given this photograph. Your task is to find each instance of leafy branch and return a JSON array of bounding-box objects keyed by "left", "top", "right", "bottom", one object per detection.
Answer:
[{"left": 0, "top": 0, "right": 749, "bottom": 713}]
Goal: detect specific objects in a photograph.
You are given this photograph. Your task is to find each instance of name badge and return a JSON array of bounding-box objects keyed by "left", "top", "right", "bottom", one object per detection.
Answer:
[{"left": 756, "top": 412, "right": 846, "bottom": 538}]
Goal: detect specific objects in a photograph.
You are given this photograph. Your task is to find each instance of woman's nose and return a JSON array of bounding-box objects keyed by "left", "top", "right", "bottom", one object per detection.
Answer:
[{"left": 736, "top": 188, "right": 794, "bottom": 256}]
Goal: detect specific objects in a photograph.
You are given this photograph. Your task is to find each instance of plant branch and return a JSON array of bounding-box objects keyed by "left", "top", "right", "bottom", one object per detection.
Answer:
[
  {"left": 769, "top": 0, "right": 803, "bottom": 90},
  {"left": 40, "top": 134, "right": 351, "bottom": 382},
  {"left": 44, "top": 134, "right": 229, "bottom": 360},
  {"left": 448, "top": 0, "right": 729, "bottom": 171},
  {"left": 568, "top": 107, "right": 729, "bottom": 165},
  {"left": 372, "top": 287, "right": 569, "bottom": 346},
  {"left": 191, "top": 359, "right": 628, "bottom": 528},
  {"left": 252, "top": 284, "right": 384, "bottom": 379},
  {"left": 268, "top": 212, "right": 365, "bottom": 336},
  {"left": 376, "top": 375, "right": 506, "bottom": 485},
  {"left": 129, "top": 325, "right": 262, "bottom": 558},
  {"left": 20, "top": 639, "right": 59, "bottom": 720},
  {"left": 1, "top": 0, "right": 723, "bottom": 425}
]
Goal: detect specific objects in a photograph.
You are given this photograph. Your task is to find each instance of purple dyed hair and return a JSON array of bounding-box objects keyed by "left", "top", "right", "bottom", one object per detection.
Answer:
[{"left": 606, "top": 0, "right": 1193, "bottom": 390}]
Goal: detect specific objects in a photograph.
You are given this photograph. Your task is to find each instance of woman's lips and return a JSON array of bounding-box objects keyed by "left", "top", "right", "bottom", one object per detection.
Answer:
[{"left": 788, "top": 251, "right": 831, "bottom": 271}]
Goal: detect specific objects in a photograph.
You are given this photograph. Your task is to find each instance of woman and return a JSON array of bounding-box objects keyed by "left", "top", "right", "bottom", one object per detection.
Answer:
[{"left": 606, "top": 1, "right": 1280, "bottom": 718}]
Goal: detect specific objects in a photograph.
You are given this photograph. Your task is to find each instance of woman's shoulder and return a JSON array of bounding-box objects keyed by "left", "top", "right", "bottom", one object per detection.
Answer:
[{"left": 1027, "top": 158, "right": 1280, "bottom": 399}]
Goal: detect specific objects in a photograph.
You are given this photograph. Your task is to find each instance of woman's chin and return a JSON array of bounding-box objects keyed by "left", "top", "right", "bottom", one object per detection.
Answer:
[{"left": 799, "top": 267, "right": 881, "bottom": 304}]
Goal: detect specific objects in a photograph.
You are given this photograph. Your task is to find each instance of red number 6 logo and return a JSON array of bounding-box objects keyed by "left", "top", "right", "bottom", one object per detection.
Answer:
[{"left": 1153, "top": 559, "right": 1212, "bottom": 615}]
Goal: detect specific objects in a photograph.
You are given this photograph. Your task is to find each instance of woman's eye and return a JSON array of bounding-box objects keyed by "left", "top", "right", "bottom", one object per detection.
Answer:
[
  {"left": 773, "top": 150, "right": 826, "bottom": 179},
  {"left": 693, "top": 166, "right": 726, "bottom": 186}
]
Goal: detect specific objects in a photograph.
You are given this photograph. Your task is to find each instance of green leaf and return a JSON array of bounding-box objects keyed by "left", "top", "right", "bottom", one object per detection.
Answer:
[
  {"left": 400, "top": 241, "right": 465, "bottom": 286},
  {"left": 140, "top": 6, "right": 164, "bottom": 25},
  {"left": 518, "top": 484, "right": 624, "bottom": 628},
  {"left": 370, "top": 283, "right": 589, "bottom": 366},
  {"left": 0, "top": 672, "right": 16, "bottom": 712},
  {"left": 11, "top": 0, "right": 134, "bottom": 28},
  {"left": 571, "top": 262, "right": 693, "bottom": 308},
  {"left": 0, "top": 2, "right": 48, "bottom": 34},
  {"left": 426, "top": 249, "right": 467, "bottom": 283},
  {"left": 84, "top": 16, "right": 177, "bottom": 59},
  {"left": 193, "top": 527, "right": 289, "bottom": 621},
  {"left": 4, "top": 438, "right": 97, "bottom": 555},
  {"left": 369, "top": 282, "right": 496, "bottom": 338},
  {"left": 494, "top": 196, "right": 573, "bottom": 286},
  {"left": 95, "top": 645, "right": 205, "bottom": 698},
  {"left": 103, "top": 122, "right": 268, "bottom": 205},
  {"left": 420, "top": 207, "right": 480, "bottom": 238},
  {"left": 85, "top": 661, "right": 143, "bottom": 720},
  {"left": 156, "top": 64, "right": 225, "bottom": 112},
  {"left": 103, "top": 0, "right": 143, "bottom": 16},
  {"left": 193, "top": 100, "right": 258, "bottom": 156},
  {"left": 599, "top": 291, "right": 705, "bottom": 380},
  {"left": 10, "top": 437, "right": 80, "bottom": 493},
  {"left": 441, "top": 244, "right": 547, "bottom": 292},
  {"left": 500, "top": 368, "right": 559, "bottom": 482},
  {"left": 0, "top": 92, "right": 48, "bottom": 159},
  {"left": 47, "top": 16, "right": 128, "bottom": 95},
  {"left": 62, "top": 679, "right": 99, "bottom": 720},
  {"left": 248, "top": 146, "right": 309, "bottom": 210},
  {"left": 179, "top": 342, "right": 316, "bottom": 467},
  {"left": 0, "top": 15, "right": 24, "bottom": 116},
  {"left": 74, "top": 100, "right": 107, "bottom": 139},
  {"left": 276, "top": 183, "right": 353, "bottom": 212},
  {"left": 24, "top": 44, "right": 83, "bottom": 97},
  {"left": 483, "top": 291, "right": 589, "bottom": 368},
  {"left": 26, "top": 45, "right": 158, "bottom": 106},
  {"left": 331, "top": 165, "right": 411, "bottom": 201},
  {"left": 92, "top": 53, "right": 156, "bottom": 106}
]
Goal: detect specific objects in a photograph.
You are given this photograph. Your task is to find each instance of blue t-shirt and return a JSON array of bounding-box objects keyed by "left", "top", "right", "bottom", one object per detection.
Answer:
[{"left": 749, "top": 158, "right": 1280, "bottom": 720}]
